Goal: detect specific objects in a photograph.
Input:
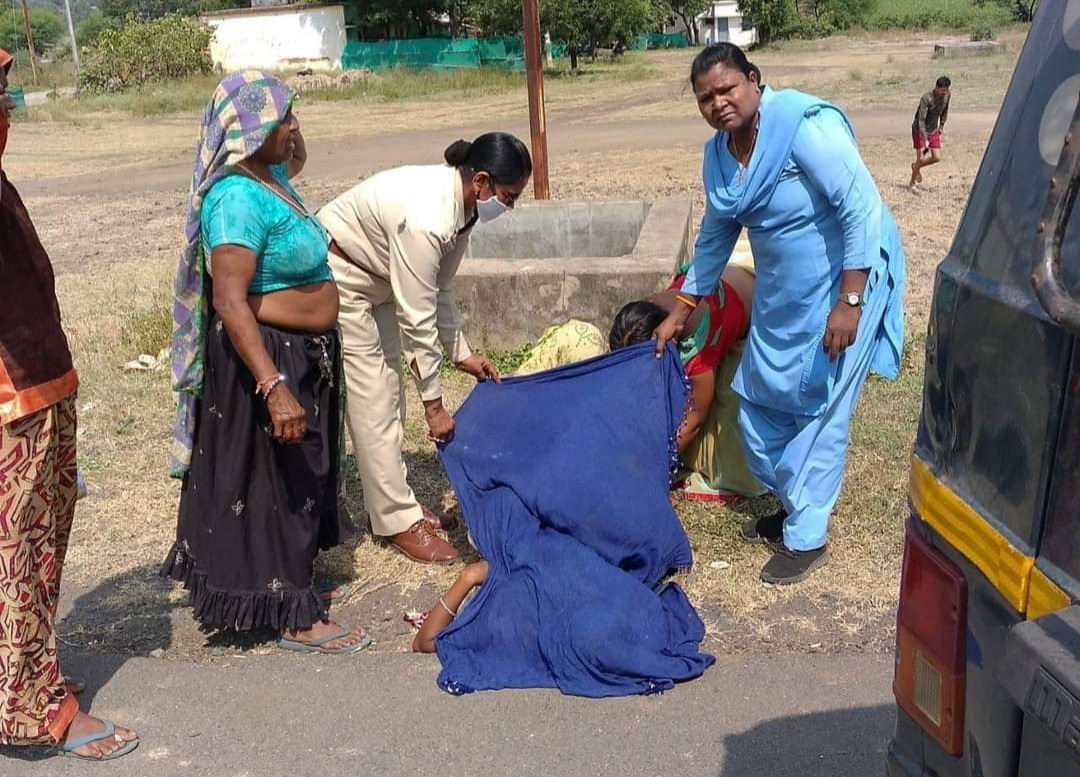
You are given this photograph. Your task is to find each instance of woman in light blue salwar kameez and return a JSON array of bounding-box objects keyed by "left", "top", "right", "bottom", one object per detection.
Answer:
[{"left": 655, "top": 44, "right": 906, "bottom": 585}]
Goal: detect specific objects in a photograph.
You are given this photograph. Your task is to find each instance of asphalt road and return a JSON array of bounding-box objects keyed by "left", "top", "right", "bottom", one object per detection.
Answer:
[{"left": 1, "top": 651, "right": 895, "bottom": 777}]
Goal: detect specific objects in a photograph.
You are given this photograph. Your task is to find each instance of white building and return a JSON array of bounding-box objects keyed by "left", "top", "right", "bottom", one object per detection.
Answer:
[
  {"left": 668, "top": 1, "right": 757, "bottom": 48},
  {"left": 201, "top": 4, "right": 347, "bottom": 73}
]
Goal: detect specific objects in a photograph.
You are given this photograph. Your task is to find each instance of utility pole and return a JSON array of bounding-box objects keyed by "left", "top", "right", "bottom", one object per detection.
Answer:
[
  {"left": 62, "top": 0, "right": 80, "bottom": 83},
  {"left": 520, "top": 0, "right": 549, "bottom": 199},
  {"left": 18, "top": 0, "right": 39, "bottom": 85}
]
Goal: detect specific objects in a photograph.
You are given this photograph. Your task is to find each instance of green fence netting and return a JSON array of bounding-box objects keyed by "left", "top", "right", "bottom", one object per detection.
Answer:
[
  {"left": 632, "top": 32, "right": 689, "bottom": 50},
  {"left": 342, "top": 33, "right": 678, "bottom": 71},
  {"left": 343, "top": 37, "right": 526, "bottom": 72}
]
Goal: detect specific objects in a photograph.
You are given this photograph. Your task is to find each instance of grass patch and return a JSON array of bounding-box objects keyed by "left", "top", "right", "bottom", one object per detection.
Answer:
[
  {"left": 20, "top": 54, "right": 658, "bottom": 122},
  {"left": 320, "top": 67, "right": 523, "bottom": 103},
  {"left": 7, "top": 59, "right": 78, "bottom": 92},
  {"left": 25, "top": 74, "right": 222, "bottom": 121},
  {"left": 488, "top": 343, "right": 535, "bottom": 376},
  {"left": 763, "top": 40, "right": 1019, "bottom": 112},
  {"left": 866, "top": 0, "right": 969, "bottom": 29},
  {"left": 120, "top": 304, "right": 173, "bottom": 356}
]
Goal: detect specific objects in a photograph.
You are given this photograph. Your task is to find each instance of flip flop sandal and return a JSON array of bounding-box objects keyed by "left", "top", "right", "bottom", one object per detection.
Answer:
[
  {"left": 58, "top": 720, "right": 140, "bottom": 761},
  {"left": 315, "top": 580, "right": 360, "bottom": 604},
  {"left": 277, "top": 627, "right": 372, "bottom": 655}
]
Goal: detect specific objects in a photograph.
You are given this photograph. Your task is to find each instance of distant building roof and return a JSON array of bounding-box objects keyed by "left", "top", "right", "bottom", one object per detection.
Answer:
[{"left": 202, "top": 3, "right": 343, "bottom": 20}]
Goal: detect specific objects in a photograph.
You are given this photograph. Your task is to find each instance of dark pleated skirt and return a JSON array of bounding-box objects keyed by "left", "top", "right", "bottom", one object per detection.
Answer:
[{"left": 161, "top": 315, "right": 342, "bottom": 632}]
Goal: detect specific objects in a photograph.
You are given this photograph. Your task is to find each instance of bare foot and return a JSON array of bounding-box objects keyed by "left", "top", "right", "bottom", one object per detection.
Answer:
[
  {"left": 911, "top": 161, "right": 924, "bottom": 184},
  {"left": 282, "top": 619, "right": 367, "bottom": 650},
  {"left": 63, "top": 711, "right": 137, "bottom": 759}
]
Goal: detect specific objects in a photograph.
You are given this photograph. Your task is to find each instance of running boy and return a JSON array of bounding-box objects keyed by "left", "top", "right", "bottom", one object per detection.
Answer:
[{"left": 909, "top": 76, "right": 951, "bottom": 192}]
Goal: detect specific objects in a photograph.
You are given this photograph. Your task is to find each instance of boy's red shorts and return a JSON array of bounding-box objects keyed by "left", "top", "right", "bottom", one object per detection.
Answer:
[{"left": 912, "top": 128, "right": 942, "bottom": 151}]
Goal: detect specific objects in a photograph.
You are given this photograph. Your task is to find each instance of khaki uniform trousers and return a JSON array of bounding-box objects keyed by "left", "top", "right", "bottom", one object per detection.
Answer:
[{"left": 330, "top": 251, "right": 425, "bottom": 537}]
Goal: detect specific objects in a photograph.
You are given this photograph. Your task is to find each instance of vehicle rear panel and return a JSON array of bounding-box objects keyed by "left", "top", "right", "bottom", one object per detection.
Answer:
[{"left": 889, "top": 2, "right": 1080, "bottom": 775}]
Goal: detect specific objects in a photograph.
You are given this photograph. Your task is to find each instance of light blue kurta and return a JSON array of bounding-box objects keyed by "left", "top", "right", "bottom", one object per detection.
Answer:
[{"left": 683, "top": 87, "right": 905, "bottom": 550}]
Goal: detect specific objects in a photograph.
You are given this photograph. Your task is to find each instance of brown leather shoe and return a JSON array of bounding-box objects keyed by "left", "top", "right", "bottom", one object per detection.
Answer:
[
  {"left": 421, "top": 505, "right": 458, "bottom": 532},
  {"left": 390, "top": 521, "right": 460, "bottom": 564}
]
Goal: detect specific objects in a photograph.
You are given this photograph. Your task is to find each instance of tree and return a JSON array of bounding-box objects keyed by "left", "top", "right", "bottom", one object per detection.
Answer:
[
  {"left": 76, "top": 10, "right": 114, "bottom": 48},
  {"left": 736, "top": 0, "right": 789, "bottom": 45},
  {"left": 1012, "top": 0, "right": 1038, "bottom": 21},
  {"left": 667, "top": 0, "right": 709, "bottom": 45},
  {"left": 28, "top": 0, "right": 94, "bottom": 24},
  {"left": 974, "top": 0, "right": 1038, "bottom": 23},
  {"left": 96, "top": 0, "right": 245, "bottom": 23},
  {"left": 342, "top": 0, "right": 448, "bottom": 40},
  {"left": 469, "top": 0, "right": 663, "bottom": 70},
  {"left": 80, "top": 13, "right": 213, "bottom": 91},
  {"left": 0, "top": 8, "right": 63, "bottom": 54},
  {"left": 806, "top": 0, "right": 872, "bottom": 29}
]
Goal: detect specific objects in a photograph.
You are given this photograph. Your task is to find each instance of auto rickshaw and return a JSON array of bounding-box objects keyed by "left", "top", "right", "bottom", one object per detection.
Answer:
[{"left": 888, "top": 2, "right": 1080, "bottom": 775}]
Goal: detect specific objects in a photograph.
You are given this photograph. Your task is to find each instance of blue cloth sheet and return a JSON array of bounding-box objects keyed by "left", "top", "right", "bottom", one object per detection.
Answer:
[{"left": 436, "top": 343, "right": 715, "bottom": 697}]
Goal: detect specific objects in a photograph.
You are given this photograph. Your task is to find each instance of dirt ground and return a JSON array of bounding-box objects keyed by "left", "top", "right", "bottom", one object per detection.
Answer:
[{"left": 10, "top": 32, "right": 1022, "bottom": 661}]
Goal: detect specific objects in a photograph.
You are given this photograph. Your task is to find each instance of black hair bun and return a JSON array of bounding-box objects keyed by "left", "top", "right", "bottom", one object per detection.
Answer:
[{"left": 444, "top": 139, "right": 472, "bottom": 167}]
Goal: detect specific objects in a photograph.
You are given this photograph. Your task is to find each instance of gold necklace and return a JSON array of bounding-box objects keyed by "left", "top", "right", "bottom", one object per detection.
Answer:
[
  {"left": 235, "top": 163, "right": 312, "bottom": 219},
  {"left": 731, "top": 114, "right": 760, "bottom": 186}
]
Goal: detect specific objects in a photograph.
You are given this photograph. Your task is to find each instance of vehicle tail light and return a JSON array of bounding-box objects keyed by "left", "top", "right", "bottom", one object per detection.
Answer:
[{"left": 894, "top": 518, "right": 968, "bottom": 756}]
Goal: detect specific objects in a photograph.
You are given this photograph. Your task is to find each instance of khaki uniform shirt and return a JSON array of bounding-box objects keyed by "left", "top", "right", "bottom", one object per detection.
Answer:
[{"left": 318, "top": 164, "right": 474, "bottom": 401}]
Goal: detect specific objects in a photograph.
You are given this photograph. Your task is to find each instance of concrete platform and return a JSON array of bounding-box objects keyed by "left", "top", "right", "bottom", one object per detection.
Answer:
[
  {"left": 933, "top": 41, "right": 1006, "bottom": 58},
  {"left": 457, "top": 199, "right": 693, "bottom": 350}
]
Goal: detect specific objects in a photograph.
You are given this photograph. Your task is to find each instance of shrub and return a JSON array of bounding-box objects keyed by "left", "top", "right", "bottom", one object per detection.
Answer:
[
  {"left": 76, "top": 11, "right": 116, "bottom": 50},
  {"left": 737, "top": 0, "right": 792, "bottom": 45},
  {"left": 866, "top": 0, "right": 972, "bottom": 29},
  {"left": 785, "top": 14, "right": 837, "bottom": 39},
  {"left": 0, "top": 9, "right": 64, "bottom": 54},
  {"left": 969, "top": 20, "right": 995, "bottom": 40},
  {"left": 820, "top": 0, "right": 874, "bottom": 29},
  {"left": 970, "top": 4, "right": 1012, "bottom": 38},
  {"left": 779, "top": 0, "right": 874, "bottom": 40},
  {"left": 80, "top": 14, "right": 214, "bottom": 93}
]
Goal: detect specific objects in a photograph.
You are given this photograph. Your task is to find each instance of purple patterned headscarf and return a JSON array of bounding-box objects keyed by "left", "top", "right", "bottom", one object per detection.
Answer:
[{"left": 169, "top": 72, "right": 295, "bottom": 477}]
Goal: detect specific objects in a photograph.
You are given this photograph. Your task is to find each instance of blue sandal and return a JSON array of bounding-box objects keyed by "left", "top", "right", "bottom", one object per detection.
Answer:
[
  {"left": 59, "top": 720, "right": 140, "bottom": 761},
  {"left": 277, "top": 627, "right": 372, "bottom": 655},
  {"left": 315, "top": 579, "right": 360, "bottom": 604}
]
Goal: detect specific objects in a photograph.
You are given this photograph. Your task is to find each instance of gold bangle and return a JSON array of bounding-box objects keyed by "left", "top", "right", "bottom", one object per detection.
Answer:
[{"left": 675, "top": 293, "right": 698, "bottom": 310}]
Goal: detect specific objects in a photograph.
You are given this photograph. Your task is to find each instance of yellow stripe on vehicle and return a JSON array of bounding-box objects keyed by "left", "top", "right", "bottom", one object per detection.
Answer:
[
  {"left": 1026, "top": 566, "right": 1072, "bottom": 621},
  {"left": 909, "top": 457, "right": 1033, "bottom": 613}
]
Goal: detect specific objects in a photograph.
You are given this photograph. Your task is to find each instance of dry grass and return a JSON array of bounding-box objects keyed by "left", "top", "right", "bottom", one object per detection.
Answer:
[
  {"left": 603, "top": 31, "right": 1022, "bottom": 124},
  {"left": 33, "top": 34, "right": 1011, "bottom": 655},
  {"left": 7, "top": 55, "right": 657, "bottom": 181}
]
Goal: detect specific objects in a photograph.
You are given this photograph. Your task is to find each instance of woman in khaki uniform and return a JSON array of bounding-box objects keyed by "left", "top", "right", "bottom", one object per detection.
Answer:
[{"left": 318, "top": 133, "right": 532, "bottom": 563}]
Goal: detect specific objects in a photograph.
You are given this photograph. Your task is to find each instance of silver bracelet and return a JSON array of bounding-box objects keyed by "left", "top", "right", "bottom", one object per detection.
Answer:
[
  {"left": 255, "top": 373, "right": 286, "bottom": 400},
  {"left": 438, "top": 597, "right": 458, "bottom": 619}
]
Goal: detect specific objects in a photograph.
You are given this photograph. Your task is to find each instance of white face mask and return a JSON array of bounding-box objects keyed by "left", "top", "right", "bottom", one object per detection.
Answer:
[{"left": 476, "top": 194, "right": 511, "bottom": 223}]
